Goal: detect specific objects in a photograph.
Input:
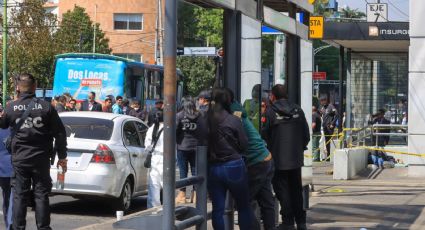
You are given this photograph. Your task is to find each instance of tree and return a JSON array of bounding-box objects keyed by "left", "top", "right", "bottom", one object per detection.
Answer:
[
  {"left": 193, "top": 8, "right": 223, "bottom": 47},
  {"left": 341, "top": 7, "right": 366, "bottom": 20},
  {"left": 176, "top": 57, "right": 216, "bottom": 96},
  {"left": 7, "top": 0, "right": 58, "bottom": 89},
  {"left": 55, "top": 6, "right": 111, "bottom": 54}
]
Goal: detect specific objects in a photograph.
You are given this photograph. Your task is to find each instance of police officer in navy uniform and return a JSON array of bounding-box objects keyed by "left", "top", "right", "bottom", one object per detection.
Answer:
[{"left": 0, "top": 74, "right": 68, "bottom": 230}]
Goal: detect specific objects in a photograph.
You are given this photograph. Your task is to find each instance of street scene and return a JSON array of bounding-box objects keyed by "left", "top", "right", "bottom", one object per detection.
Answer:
[{"left": 0, "top": 0, "right": 421, "bottom": 229}]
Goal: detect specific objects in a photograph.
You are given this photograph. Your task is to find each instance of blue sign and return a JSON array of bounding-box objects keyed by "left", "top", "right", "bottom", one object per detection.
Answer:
[
  {"left": 262, "top": 26, "right": 283, "bottom": 35},
  {"left": 53, "top": 58, "right": 126, "bottom": 101}
]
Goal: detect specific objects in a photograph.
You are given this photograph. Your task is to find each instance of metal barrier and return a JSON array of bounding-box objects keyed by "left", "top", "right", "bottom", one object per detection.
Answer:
[
  {"left": 175, "top": 145, "right": 208, "bottom": 230},
  {"left": 372, "top": 124, "right": 408, "bottom": 147},
  {"left": 345, "top": 124, "right": 408, "bottom": 148},
  {"left": 114, "top": 146, "right": 208, "bottom": 230}
]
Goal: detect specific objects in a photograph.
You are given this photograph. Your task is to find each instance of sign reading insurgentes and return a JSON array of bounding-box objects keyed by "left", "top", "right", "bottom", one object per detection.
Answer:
[
  {"left": 367, "top": 3, "right": 388, "bottom": 22},
  {"left": 309, "top": 16, "right": 324, "bottom": 39}
]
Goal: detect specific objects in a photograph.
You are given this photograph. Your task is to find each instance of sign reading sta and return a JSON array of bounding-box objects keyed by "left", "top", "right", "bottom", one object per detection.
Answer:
[{"left": 309, "top": 16, "right": 324, "bottom": 39}]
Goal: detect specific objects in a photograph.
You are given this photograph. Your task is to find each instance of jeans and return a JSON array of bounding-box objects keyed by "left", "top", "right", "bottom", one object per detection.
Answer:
[
  {"left": 0, "top": 177, "right": 13, "bottom": 230},
  {"left": 312, "top": 134, "right": 321, "bottom": 161},
  {"left": 248, "top": 160, "right": 276, "bottom": 230},
  {"left": 273, "top": 168, "right": 305, "bottom": 227},
  {"left": 148, "top": 155, "right": 163, "bottom": 208},
  {"left": 371, "top": 155, "right": 384, "bottom": 167},
  {"left": 12, "top": 163, "right": 52, "bottom": 230},
  {"left": 177, "top": 150, "right": 196, "bottom": 191},
  {"left": 208, "top": 158, "right": 255, "bottom": 230}
]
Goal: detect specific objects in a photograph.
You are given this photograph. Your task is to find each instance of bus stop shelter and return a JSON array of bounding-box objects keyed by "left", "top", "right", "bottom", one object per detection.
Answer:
[{"left": 322, "top": 21, "right": 409, "bottom": 130}]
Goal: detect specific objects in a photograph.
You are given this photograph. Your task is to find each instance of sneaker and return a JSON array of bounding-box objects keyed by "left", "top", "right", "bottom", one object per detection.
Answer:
[{"left": 175, "top": 191, "right": 186, "bottom": 204}]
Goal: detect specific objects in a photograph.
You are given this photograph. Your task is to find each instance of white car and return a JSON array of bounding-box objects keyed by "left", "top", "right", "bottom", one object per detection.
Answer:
[{"left": 50, "top": 112, "right": 149, "bottom": 212}]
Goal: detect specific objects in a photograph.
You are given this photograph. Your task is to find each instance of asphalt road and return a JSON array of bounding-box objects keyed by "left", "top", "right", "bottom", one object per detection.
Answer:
[{"left": 0, "top": 194, "right": 148, "bottom": 230}]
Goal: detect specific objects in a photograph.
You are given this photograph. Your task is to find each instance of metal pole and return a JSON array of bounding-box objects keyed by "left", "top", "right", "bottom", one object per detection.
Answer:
[
  {"left": 93, "top": 4, "right": 97, "bottom": 53},
  {"left": 163, "top": 0, "right": 177, "bottom": 228},
  {"left": 195, "top": 146, "right": 207, "bottom": 230},
  {"left": 158, "top": 0, "right": 164, "bottom": 65},
  {"left": 338, "top": 46, "right": 344, "bottom": 132},
  {"left": 2, "top": 0, "right": 7, "bottom": 106}
]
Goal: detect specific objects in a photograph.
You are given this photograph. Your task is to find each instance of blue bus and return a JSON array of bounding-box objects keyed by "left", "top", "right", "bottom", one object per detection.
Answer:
[{"left": 52, "top": 53, "right": 184, "bottom": 109}]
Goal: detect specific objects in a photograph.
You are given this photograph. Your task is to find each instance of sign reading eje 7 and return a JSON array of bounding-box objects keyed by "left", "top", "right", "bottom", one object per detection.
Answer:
[{"left": 309, "top": 16, "right": 324, "bottom": 39}]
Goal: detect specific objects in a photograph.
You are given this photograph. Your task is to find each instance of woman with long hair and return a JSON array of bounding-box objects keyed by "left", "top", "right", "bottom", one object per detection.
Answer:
[
  {"left": 175, "top": 96, "right": 200, "bottom": 203},
  {"left": 207, "top": 88, "right": 254, "bottom": 230}
]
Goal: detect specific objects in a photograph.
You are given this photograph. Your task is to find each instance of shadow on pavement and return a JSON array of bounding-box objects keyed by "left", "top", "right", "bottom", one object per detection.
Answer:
[
  {"left": 50, "top": 196, "right": 148, "bottom": 217},
  {"left": 308, "top": 203, "right": 424, "bottom": 229}
]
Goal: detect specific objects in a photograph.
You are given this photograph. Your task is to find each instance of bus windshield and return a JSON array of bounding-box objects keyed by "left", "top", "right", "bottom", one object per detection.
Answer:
[{"left": 53, "top": 57, "right": 126, "bottom": 100}]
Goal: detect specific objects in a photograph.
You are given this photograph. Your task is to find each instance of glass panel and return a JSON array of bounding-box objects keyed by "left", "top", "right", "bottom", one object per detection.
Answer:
[
  {"left": 129, "top": 21, "right": 142, "bottom": 30},
  {"left": 114, "top": 21, "right": 127, "bottom": 30},
  {"left": 123, "top": 122, "right": 142, "bottom": 147},
  {"left": 61, "top": 117, "right": 114, "bottom": 140}
]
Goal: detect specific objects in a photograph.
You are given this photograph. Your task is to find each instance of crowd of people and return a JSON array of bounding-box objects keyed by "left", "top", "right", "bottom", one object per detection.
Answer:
[
  {"left": 145, "top": 85, "right": 310, "bottom": 230},
  {"left": 0, "top": 75, "right": 311, "bottom": 230},
  {"left": 50, "top": 91, "right": 156, "bottom": 123}
]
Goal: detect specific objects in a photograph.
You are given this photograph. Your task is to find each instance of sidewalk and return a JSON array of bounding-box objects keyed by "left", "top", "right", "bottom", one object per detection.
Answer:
[{"left": 78, "top": 163, "right": 425, "bottom": 229}]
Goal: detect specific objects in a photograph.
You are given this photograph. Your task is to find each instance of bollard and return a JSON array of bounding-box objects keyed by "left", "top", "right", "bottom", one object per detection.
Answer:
[{"left": 196, "top": 146, "right": 208, "bottom": 230}]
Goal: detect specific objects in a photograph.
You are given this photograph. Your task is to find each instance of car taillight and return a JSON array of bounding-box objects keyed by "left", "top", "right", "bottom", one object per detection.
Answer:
[{"left": 91, "top": 144, "right": 115, "bottom": 164}]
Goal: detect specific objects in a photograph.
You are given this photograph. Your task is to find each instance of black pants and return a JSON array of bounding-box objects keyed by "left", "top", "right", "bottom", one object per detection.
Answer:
[
  {"left": 324, "top": 129, "right": 334, "bottom": 158},
  {"left": 0, "top": 177, "right": 12, "bottom": 229},
  {"left": 272, "top": 168, "right": 305, "bottom": 226},
  {"left": 248, "top": 160, "right": 276, "bottom": 230},
  {"left": 12, "top": 163, "right": 52, "bottom": 230}
]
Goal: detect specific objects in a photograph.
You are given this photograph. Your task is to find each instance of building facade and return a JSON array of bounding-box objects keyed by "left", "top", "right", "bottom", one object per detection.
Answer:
[{"left": 44, "top": 0, "right": 158, "bottom": 63}]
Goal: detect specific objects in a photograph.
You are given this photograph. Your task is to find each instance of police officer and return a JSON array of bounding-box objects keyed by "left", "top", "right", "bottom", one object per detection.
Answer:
[
  {"left": 320, "top": 96, "right": 339, "bottom": 160},
  {"left": 0, "top": 73, "right": 67, "bottom": 230}
]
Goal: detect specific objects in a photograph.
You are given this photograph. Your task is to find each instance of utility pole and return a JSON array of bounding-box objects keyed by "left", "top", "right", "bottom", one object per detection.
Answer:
[
  {"left": 93, "top": 4, "right": 97, "bottom": 53},
  {"left": 158, "top": 0, "right": 164, "bottom": 65},
  {"left": 3, "top": 0, "right": 8, "bottom": 106},
  {"left": 163, "top": 0, "right": 177, "bottom": 229}
]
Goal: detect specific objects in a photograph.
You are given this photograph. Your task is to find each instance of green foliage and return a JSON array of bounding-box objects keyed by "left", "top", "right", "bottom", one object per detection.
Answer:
[
  {"left": 341, "top": 7, "right": 366, "bottom": 19},
  {"left": 193, "top": 8, "right": 223, "bottom": 47},
  {"left": 177, "top": 3, "right": 223, "bottom": 96},
  {"left": 262, "top": 35, "right": 275, "bottom": 68},
  {"left": 7, "top": 0, "right": 58, "bottom": 89},
  {"left": 176, "top": 57, "right": 216, "bottom": 96},
  {"left": 55, "top": 6, "right": 111, "bottom": 54},
  {"left": 2, "top": 3, "right": 112, "bottom": 92}
]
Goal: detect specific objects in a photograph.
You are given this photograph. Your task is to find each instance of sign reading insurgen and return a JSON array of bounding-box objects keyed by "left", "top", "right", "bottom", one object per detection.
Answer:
[{"left": 53, "top": 58, "right": 126, "bottom": 101}]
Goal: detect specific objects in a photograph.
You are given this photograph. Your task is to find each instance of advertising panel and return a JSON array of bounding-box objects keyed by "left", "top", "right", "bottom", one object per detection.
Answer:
[{"left": 53, "top": 58, "right": 126, "bottom": 101}]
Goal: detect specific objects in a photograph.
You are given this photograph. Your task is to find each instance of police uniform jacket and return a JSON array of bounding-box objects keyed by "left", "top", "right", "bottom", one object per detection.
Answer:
[{"left": 0, "top": 93, "right": 67, "bottom": 167}]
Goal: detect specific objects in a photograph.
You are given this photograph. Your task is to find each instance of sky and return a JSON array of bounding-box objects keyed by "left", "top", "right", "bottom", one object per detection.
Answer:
[{"left": 337, "top": 0, "right": 409, "bottom": 22}]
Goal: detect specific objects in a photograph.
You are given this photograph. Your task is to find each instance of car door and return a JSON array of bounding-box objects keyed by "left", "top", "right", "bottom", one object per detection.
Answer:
[
  {"left": 134, "top": 121, "right": 149, "bottom": 191},
  {"left": 122, "top": 120, "right": 147, "bottom": 193}
]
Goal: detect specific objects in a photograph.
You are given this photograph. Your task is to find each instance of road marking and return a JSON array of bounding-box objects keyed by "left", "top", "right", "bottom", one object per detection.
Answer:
[{"left": 326, "top": 188, "right": 345, "bottom": 193}]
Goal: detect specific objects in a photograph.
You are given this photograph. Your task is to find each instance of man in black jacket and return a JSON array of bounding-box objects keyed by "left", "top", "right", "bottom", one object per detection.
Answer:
[
  {"left": 0, "top": 74, "right": 68, "bottom": 230},
  {"left": 320, "top": 96, "right": 338, "bottom": 159},
  {"left": 80, "top": 92, "right": 102, "bottom": 112},
  {"left": 262, "top": 84, "right": 310, "bottom": 230}
]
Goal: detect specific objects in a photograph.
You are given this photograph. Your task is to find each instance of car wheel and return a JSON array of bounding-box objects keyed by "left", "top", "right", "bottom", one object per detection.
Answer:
[{"left": 114, "top": 179, "right": 133, "bottom": 212}]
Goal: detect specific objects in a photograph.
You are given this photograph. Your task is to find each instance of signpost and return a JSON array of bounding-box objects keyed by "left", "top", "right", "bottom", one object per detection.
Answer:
[
  {"left": 313, "top": 72, "right": 327, "bottom": 80},
  {"left": 367, "top": 3, "right": 388, "bottom": 22},
  {"left": 309, "top": 16, "right": 324, "bottom": 39},
  {"left": 183, "top": 47, "right": 216, "bottom": 56}
]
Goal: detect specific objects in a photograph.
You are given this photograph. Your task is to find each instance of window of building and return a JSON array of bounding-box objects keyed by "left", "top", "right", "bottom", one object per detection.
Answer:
[
  {"left": 114, "top": 14, "right": 143, "bottom": 30},
  {"left": 114, "top": 53, "right": 142, "bottom": 62}
]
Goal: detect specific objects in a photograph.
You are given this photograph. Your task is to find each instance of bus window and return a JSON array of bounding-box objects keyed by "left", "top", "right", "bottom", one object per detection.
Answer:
[{"left": 145, "top": 69, "right": 163, "bottom": 100}]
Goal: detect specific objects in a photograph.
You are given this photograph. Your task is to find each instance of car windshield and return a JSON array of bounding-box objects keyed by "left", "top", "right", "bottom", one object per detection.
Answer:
[{"left": 61, "top": 117, "right": 114, "bottom": 140}]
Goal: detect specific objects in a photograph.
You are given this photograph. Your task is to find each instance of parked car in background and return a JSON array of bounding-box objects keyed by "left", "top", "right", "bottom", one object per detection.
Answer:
[{"left": 50, "top": 112, "right": 149, "bottom": 212}]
